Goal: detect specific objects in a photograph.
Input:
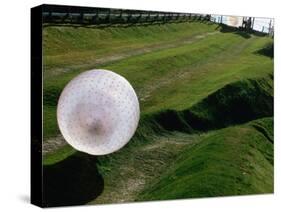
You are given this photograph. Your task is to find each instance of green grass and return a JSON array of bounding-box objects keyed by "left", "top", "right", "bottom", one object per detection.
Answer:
[
  {"left": 137, "top": 117, "right": 273, "bottom": 201},
  {"left": 43, "top": 74, "right": 273, "bottom": 166},
  {"left": 43, "top": 143, "right": 76, "bottom": 165},
  {"left": 43, "top": 21, "right": 218, "bottom": 78},
  {"left": 42, "top": 20, "right": 274, "bottom": 205},
  {"left": 43, "top": 22, "right": 220, "bottom": 139},
  {"left": 43, "top": 22, "right": 273, "bottom": 140},
  {"left": 185, "top": 76, "right": 273, "bottom": 130}
]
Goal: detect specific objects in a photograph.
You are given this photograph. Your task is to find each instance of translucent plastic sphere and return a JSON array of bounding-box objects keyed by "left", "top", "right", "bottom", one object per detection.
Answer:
[{"left": 57, "top": 69, "right": 140, "bottom": 155}]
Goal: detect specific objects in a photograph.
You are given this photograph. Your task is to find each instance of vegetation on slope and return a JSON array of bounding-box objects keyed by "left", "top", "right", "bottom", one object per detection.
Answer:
[
  {"left": 43, "top": 22, "right": 273, "bottom": 140},
  {"left": 41, "top": 20, "right": 274, "bottom": 206},
  {"left": 42, "top": 75, "right": 274, "bottom": 205},
  {"left": 43, "top": 21, "right": 218, "bottom": 78},
  {"left": 43, "top": 75, "right": 273, "bottom": 165},
  {"left": 137, "top": 117, "right": 273, "bottom": 201},
  {"left": 91, "top": 76, "right": 274, "bottom": 203}
]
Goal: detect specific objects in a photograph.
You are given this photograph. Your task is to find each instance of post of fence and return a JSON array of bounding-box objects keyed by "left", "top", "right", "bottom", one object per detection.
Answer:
[
  {"left": 95, "top": 9, "right": 99, "bottom": 25},
  {"left": 128, "top": 11, "right": 132, "bottom": 23},
  {"left": 176, "top": 13, "right": 180, "bottom": 21},
  {"left": 63, "top": 11, "right": 69, "bottom": 23},
  {"left": 156, "top": 12, "right": 159, "bottom": 22},
  {"left": 251, "top": 17, "right": 255, "bottom": 30},
  {"left": 119, "top": 10, "right": 123, "bottom": 24},
  {"left": 268, "top": 19, "right": 272, "bottom": 35},
  {"left": 48, "top": 11, "right": 52, "bottom": 22},
  {"left": 79, "top": 12, "right": 84, "bottom": 24},
  {"left": 137, "top": 11, "right": 141, "bottom": 22},
  {"left": 105, "top": 9, "right": 110, "bottom": 24}
]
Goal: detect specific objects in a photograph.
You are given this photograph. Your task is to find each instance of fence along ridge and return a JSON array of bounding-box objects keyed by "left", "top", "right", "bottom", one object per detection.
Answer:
[{"left": 42, "top": 5, "right": 211, "bottom": 25}]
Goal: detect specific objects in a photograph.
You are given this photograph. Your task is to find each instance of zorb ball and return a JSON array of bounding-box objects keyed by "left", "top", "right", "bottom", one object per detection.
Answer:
[{"left": 57, "top": 69, "right": 140, "bottom": 155}]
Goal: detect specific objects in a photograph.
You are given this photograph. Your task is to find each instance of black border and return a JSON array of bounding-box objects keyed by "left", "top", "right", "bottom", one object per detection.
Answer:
[{"left": 31, "top": 4, "right": 43, "bottom": 208}]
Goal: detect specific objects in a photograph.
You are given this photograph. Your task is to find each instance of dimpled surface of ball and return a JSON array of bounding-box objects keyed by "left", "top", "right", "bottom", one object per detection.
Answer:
[{"left": 57, "top": 69, "right": 140, "bottom": 155}]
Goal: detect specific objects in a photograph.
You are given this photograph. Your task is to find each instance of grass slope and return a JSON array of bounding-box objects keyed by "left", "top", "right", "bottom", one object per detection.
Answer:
[
  {"left": 42, "top": 75, "right": 274, "bottom": 204},
  {"left": 90, "top": 76, "right": 273, "bottom": 203},
  {"left": 137, "top": 117, "right": 273, "bottom": 201},
  {"left": 43, "top": 75, "right": 273, "bottom": 165},
  {"left": 43, "top": 22, "right": 273, "bottom": 141},
  {"left": 41, "top": 21, "right": 274, "bottom": 205},
  {"left": 43, "top": 21, "right": 218, "bottom": 78}
]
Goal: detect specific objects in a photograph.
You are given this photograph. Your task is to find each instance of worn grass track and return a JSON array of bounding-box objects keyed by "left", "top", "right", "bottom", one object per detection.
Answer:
[
  {"left": 88, "top": 76, "right": 273, "bottom": 204},
  {"left": 87, "top": 117, "right": 273, "bottom": 204},
  {"left": 43, "top": 22, "right": 218, "bottom": 79},
  {"left": 91, "top": 133, "right": 199, "bottom": 204}
]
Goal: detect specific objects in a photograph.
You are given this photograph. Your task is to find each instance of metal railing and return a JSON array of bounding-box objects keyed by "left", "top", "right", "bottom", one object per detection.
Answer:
[{"left": 42, "top": 5, "right": 211, "bottom": 25}]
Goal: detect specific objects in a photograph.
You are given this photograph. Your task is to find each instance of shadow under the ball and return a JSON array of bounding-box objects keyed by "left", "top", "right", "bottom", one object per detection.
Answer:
[{"left": 43, "top": 152, "right": 104, "bottom": 207}]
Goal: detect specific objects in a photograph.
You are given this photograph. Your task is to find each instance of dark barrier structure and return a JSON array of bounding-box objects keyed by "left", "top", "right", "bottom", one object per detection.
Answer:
[{"left": 42, "top": 4, "right": 210, "bottom": 25}]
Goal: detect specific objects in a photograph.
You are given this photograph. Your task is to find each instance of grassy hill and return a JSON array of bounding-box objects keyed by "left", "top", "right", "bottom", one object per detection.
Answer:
[
  {"left": 137, "top": 117, "right": 273, "bottom": 201},
  {"left": 42, "top": 20, "right": 273, "bottom": 206}
]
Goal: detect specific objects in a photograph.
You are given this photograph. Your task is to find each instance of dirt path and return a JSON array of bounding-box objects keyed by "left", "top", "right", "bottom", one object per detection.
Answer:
[
  {"left": 43, "top": 135, "right": 67, "bottom": 155},
  {"left": 90, "top": 133, "right": 199, "bottom": 204}
]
